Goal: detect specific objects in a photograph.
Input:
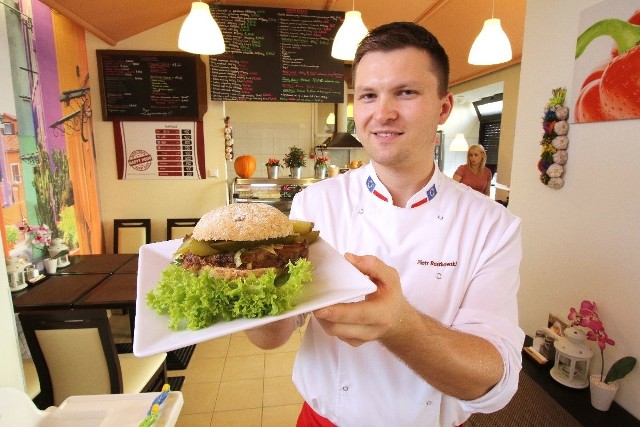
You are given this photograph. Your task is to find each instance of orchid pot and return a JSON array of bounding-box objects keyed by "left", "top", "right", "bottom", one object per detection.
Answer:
[
  {"left": 590, "top": 375, "right": 618, "bottom": 411},
  {"left": 43, "top": 258, "right": 58, "bottom": 275}
]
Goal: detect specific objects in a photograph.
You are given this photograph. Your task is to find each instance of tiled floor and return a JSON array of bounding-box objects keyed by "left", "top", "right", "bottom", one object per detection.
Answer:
[{"left": 109, "top": 313, "right": 305, "bottom": 427}]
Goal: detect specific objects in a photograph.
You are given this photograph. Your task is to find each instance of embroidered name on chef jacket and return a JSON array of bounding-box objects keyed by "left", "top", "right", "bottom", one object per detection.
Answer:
[{"left": 366, "top": 176, "right": 437, "bottom": 208}]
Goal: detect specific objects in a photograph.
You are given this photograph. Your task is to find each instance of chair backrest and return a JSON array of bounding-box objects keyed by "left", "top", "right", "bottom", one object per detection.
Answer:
[
  {"left": 18, "top": 309, "right": 122, "bottom": 407},
  {"left": 114, "top": 219, "right": 151, "bottom": 253},
  {"left": 22, "top": 358, "right": 40, "bottom": 400},
  {"left": 166, "top": 218, "right": 199, "bottom": 241}
]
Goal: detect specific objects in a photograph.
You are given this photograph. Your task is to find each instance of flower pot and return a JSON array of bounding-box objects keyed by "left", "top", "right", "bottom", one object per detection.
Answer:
[
  {"left": 266, "top": 165, "right": 279, "bottom": 179},
  {"left": 43, "top": 258, "right": 58, "bottom": 275},
  {"left": 314, "top": 166, "right": 327, "bottom": 179},
  {"left": 290, "top": 167, "right": 303, "bottom": 179},
  {"left": 590, "top": 374, "right": 618, "bottom": 411}
]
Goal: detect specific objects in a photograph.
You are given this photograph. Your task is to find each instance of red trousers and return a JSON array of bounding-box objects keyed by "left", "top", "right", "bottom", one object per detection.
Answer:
[
  {"left": 297, "top": 401, "right": 464, "bottom": 427},
  {"left": 297, "top": 402, "right": 336, "bottom": 427}
]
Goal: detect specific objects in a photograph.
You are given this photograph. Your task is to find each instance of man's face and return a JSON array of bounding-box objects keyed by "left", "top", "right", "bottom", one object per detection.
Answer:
[{"left": 354, "top": 47, "right": 452, "bottom": 171}]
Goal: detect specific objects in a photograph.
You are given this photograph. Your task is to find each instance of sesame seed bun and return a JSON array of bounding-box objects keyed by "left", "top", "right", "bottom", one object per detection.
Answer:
[{"left": 192, "top": 203, "right": 293, "bottom": 242}]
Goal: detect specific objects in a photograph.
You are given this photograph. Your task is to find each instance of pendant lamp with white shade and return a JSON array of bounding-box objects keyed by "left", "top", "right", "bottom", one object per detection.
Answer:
[
  {"left": 467, "top": 0, "right": 512, "bottom": 65},
  {"left": 449, "top": 133, "right": 469, "bottom": 152},
  {"left": 178, "top": 1, "right": 226, "bottom": 55},
  {"left": 331, "top": 1, "right": 368, "bottom": 61}
]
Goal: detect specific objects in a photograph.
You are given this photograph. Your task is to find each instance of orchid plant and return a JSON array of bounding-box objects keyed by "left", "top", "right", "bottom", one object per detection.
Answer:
[
  {"left": 568, "top": 300, "right": 637, "bottom": 384},
  {"left": 18, "top": 222, "right": 52, "bottom": 248}
]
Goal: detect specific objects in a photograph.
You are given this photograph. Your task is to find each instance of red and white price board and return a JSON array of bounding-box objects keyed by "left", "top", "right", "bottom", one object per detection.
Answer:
[{"left": 114, "top": 121, "right": 205, "bottom": 179}]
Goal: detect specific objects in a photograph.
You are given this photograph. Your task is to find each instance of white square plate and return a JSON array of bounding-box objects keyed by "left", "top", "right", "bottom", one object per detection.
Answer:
[{"left": 133, "top": 238, "right": 376, "bottom": 357}]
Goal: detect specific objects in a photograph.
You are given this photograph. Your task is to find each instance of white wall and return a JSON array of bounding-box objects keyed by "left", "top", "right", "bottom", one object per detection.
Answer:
[
  {"left": 85, "top": 17, "right": 229, "bottom": 249},
  {"left": 439, "top": 101, "right": 479, "bottom": 178},
  {"left": 0, "top": 239, "right": 27, "bottom": 393},
  {"left": 510, "top": 0, "right": 640, "bottom": 417}
]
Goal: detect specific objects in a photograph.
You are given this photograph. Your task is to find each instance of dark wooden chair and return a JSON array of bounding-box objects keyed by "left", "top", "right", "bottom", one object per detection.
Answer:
[{"left": 19, "top": 309, "right": 166, "bottom": 408}]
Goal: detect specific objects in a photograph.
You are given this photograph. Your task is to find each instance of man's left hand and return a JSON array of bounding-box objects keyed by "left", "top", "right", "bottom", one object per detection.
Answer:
[{"left": 313, "top": 253, "right": 410, "bottom": 347}]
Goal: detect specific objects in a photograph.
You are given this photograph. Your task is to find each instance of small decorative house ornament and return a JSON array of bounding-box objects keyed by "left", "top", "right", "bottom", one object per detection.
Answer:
[{"left": 550, "top": 327, "right": 593, "bottom": 389}]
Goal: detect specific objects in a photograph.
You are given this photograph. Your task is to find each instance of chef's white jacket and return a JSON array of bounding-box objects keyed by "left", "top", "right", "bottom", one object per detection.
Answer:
[{"left": 289, "top": 163, "right": 524, "bottom": 427}]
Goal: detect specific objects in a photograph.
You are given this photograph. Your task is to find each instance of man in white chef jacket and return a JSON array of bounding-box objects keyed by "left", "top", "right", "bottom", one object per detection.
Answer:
[{"left": 246, "top": 22, "right": 524, "bottom": 427}]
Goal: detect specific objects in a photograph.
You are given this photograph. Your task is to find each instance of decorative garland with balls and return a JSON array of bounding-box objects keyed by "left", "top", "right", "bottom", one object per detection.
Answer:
[
  {"left": 224, "top": 116, "right": 234, "bottom": 161},
  {"left": 538, "top": 88, "right": 570, "bottom": 189}
]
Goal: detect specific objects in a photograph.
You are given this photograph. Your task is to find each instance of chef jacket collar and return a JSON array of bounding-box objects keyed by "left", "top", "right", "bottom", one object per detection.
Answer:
[{"left": 363, "top": 163, "right": 440, "bottom": 208}]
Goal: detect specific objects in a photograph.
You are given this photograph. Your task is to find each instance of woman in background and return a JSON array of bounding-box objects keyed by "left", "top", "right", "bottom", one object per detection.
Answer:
[{"left": 453, "top": 144, "right": 493, "bottom": 196}]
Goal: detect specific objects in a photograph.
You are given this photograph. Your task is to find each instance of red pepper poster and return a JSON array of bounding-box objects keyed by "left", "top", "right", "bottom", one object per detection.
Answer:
[
  {"left": 113, "top": 121, "right": 205, "bottom": 179},
  {"left": 571, "top": 1, "right": 640, "bottom": 123}
]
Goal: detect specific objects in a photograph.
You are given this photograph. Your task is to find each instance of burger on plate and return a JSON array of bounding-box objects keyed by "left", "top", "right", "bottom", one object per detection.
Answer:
[{"left": 146, "top": 203, "right": 317, "bottom": 330}]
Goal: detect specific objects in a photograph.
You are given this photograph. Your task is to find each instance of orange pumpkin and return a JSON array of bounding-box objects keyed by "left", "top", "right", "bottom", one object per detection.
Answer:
[{"left": 234, "top": 155, "right": 256, "bottom": 178}]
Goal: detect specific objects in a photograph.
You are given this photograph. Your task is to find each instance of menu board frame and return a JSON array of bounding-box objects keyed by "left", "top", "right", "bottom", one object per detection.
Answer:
[
  {"left": 97, "top": 50, "right": 207, "bottom": 121},
  {"left": 209, "top": 5, "right": 345, "bottom": 103}
]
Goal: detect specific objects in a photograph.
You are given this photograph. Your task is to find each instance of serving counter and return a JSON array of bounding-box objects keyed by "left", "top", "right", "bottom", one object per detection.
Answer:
[{"left": 230, "top": 177, "right": 319, "bottom": 214}]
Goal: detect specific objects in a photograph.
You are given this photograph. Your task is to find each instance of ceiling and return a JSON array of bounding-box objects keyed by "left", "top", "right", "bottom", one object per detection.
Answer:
[{"left": 40, "top": 0, "right": 525, "bottom": 86}]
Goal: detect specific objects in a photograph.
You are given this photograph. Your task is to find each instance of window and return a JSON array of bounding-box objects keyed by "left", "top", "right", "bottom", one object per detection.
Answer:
[
  {"left": 479, "top": 120, "right": 501, "bottom": 174},
  {"left": 11, "top": 163, "right": 21, "bottom": 183},
  {"left": 473, "top": 94, "right": 503, "bottom": 176},
  {"left": 2, "top": 123, "right": 14, "bottom": 135}
]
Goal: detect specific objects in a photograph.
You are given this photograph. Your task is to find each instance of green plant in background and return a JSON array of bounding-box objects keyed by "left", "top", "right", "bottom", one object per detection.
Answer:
[
  {"left": 283, "top": 146, "right": 307, "bottom": 168},
  {"left": 58, "top": 205, "right": 78, "bottom": 248},
  {"left": 32, "top": 142, "right": 74, "bottom": 239},
  {"left": 6, "top": 224, "right": 20, "bottom": 245},
  {"left": 33, "top": 143, "right": 55, "bottom": 235}
]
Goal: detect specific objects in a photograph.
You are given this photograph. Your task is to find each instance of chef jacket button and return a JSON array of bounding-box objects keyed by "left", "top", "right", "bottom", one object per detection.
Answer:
[
  {"left": 435, "top": 273, "right": 442, "bottom": 279},
  {"left": 357, "top": 208, "right": 364, "bottom": 214},
  {"left": 342, "top": 386, "right": 349, "bottom": 391},
  {"left": 437, "top": 215, "right": 443, "bottom": 220},
  {"left": 426, "top": 401, "right": 432, "bottom": 406}
]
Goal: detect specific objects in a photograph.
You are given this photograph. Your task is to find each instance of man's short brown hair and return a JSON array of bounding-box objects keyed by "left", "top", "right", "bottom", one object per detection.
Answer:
[{"left": 352, "top": 22, "right": 450, "bottom": 98}]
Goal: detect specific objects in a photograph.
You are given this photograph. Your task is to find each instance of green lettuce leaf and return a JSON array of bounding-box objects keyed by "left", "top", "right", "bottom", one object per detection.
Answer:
[{"left": 146, "top": 258, "right": 313, "bottom": 330}]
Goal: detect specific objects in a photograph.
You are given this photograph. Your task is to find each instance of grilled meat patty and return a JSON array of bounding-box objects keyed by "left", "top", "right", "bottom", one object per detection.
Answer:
[{"left": 181, "top": 240, "right": 309, "bottom": 272}]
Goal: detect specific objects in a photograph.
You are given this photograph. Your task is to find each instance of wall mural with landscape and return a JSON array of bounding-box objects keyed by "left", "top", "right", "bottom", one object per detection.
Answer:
[{"left": 0, "top": 0, "right": 102, "bottom": 262}]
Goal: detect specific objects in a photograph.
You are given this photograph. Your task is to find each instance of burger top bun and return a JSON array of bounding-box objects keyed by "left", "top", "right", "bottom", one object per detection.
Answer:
[{"left": 192, "top": 203, "right": 293, "bottom": 242}]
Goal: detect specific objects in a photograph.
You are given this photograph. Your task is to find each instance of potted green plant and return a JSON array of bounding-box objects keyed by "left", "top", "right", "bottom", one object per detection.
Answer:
[
  {"left": 567, "top": 300, "right": 637, "bottom": 411},
  {"left": 283, "top": 146, "right": 307, "bottom": 178}
]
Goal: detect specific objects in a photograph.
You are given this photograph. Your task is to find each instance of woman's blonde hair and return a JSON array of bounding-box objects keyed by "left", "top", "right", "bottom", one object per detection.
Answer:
[{"left": 466, "top": 144, "right": 487, "bottom": 172}]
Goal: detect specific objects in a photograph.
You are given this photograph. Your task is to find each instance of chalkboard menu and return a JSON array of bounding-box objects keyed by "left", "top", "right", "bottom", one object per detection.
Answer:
[
  {"left": 210, "top": 6, "right": 344, "bottom": 103},
  {"left": 97, "top": 50, "right": 207, "bottom": 121}
]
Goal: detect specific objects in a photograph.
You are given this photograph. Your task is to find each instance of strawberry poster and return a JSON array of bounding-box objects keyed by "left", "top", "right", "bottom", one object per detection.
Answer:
[{"left": 571, "top": 1, "right": 640, "bottom": 123}]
